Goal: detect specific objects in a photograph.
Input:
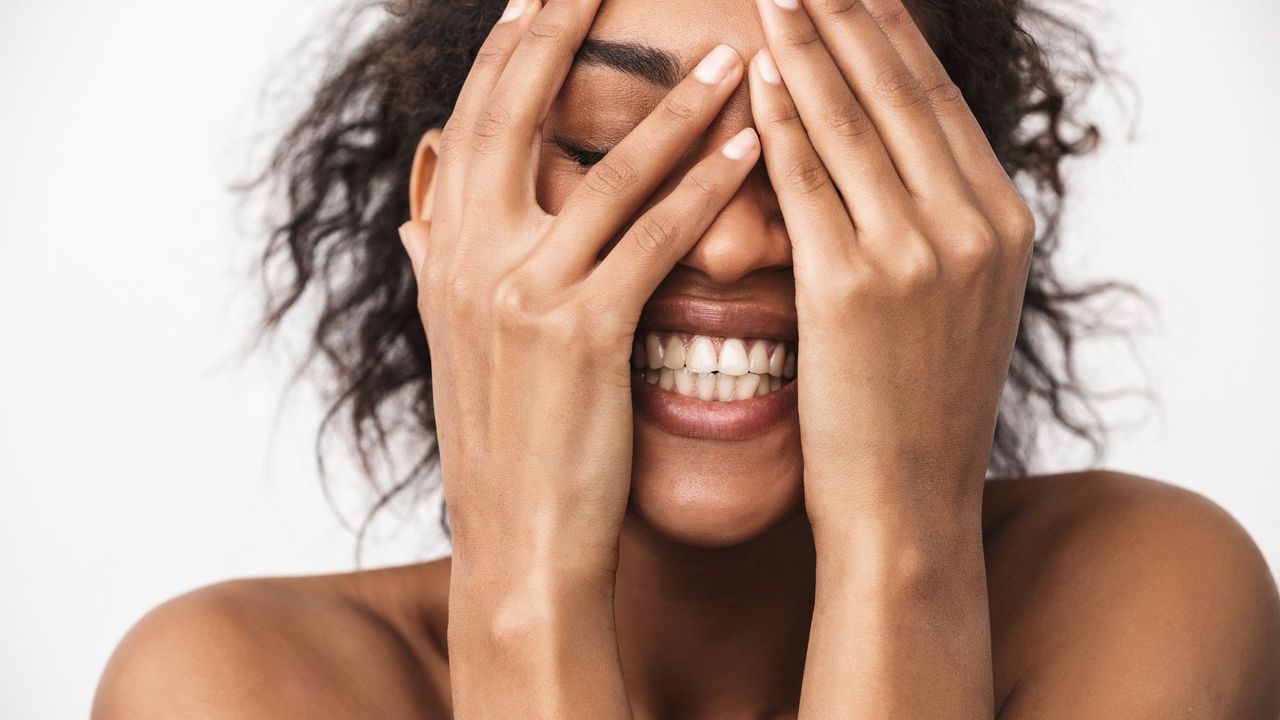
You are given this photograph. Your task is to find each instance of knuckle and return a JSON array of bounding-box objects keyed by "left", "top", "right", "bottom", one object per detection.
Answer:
[
  {"left": 491, "top": 277, "right": 588, "bottom": 345},
  {"left": 659, "top": 93, "right": 699, "bottom": 124},
  {"left": 946, "top": 220, "right": 999, "bottom": 273},
  {"left": 684, "top": 167, "right": 723, "bottom": 198},
  {"left": 471, "top": 102, "right": 513, "bottom": 151},
  {"left": 472, "top": 46, "right": 507, "bottom": 71},
  {"left": 762, "top": 98, "right": 802, "bottom": 126},
  {"left": 883, "top": 234, "right": 939, "bottom": 292},
  {"left": 779, "top": 26, "right": 823, "bottom": 50},
  {"left": 784, "top": 157, "right": 833, "bottom": 196},
  {"left": 872, "top": 65, "right": 927, "bottom": 108},
  {"left": 869, "top": 3, "right": 909, "bottom": 29},
  {"left": 526, "top": 18, "right": 566, "bottom": 41},
  {"left": 439, "top": 117, "right": 470, "bottom": 159},
  {"left": 584, "top": 152, "right": 642, "bottom": 198},
  {"left": 823, "top": 101, "right": 875, "bottom": 140},
  {"left": 631, "top": 213, "right": 683, "bottom": 257},
  {"left": 921, "top": 73, "right": 963, "bottom": 107},
  {"left": 998, "top": 202, "right": 1038, "bottom": 248},
  {"left": 813, "top": 0, "right": 868, "bottom": 20},
  {"left": 490, "top": 276, "right": 534, "bottom": 327}
]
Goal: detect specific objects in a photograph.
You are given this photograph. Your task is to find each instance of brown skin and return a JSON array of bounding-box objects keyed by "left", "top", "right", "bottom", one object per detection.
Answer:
[
  {"left": 93, "top": 474, "right": 1280, "bottom": 719},
  {"left": 94, "top": 0, "right": 1280, "bottom": 717}
]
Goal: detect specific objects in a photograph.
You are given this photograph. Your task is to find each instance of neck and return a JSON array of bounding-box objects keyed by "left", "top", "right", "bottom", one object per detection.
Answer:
[{"left": 614, "top": 511, "right": 816, "bottom": 720}]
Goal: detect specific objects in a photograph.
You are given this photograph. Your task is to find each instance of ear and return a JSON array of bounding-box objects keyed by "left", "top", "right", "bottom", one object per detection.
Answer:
[{"left": 409, "top": 128, "right": 445, "bottom": 221}]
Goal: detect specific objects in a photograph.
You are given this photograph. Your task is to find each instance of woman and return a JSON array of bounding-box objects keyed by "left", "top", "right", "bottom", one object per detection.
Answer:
[{"left": 93, "top": 0, "right": 1280, "bottom": 717}]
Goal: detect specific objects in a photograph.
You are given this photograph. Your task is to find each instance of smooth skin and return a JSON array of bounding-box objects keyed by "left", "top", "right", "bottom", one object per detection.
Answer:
[{"left": 94, "top": 0, "right": 1280, "bottom": 717}]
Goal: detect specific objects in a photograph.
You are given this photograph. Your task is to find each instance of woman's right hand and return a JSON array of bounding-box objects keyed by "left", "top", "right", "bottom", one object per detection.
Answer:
[{"left": 397, "top": 0, "right": 756, "bottom": 631}]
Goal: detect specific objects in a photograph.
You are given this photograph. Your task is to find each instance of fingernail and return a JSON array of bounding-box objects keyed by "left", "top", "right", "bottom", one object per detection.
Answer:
[
  {"left": 722, "top": 128, "right": 759, "bottom": 160},
  {"left": 774, "top": 0, "right": 800, "bottom": 9},
  {"left": 498, "top": 0, "right": 528, "bottom": 23},
  {"left": 754, "top": 50, "right": 781, "bottom": 85},
  {"left": 694, "top": 44, "right": 740, "bottom": 85}
]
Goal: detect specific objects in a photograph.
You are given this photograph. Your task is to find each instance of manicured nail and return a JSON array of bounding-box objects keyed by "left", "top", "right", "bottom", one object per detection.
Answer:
[
  {"left": 754, "top": 50, "right": 781, "bottom": 85},
  {"left": 722, "top": 128, "right": 759, "bottom": 160},
  {"left": 774, "top": 0, "right": 800, "bottom": 8},
  {"left": 498, "top": 0, "right": 528, "bottom": 23},
  {"left": 694, "top": 44, "right": 740, "bottom": 85}
]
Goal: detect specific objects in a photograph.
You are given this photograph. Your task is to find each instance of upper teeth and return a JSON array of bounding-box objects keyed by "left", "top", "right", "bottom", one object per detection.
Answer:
[{"left": 632, "top": 331, "right": 797, "bottom": 401}]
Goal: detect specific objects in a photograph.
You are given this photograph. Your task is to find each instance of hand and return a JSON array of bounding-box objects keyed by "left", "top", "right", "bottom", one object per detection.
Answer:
[
  {"left": 398, "top": 0, "right": 758, "bottom": 595},
  {"left": 748, "top": 0, "right": 1037, "bottom": 543}
]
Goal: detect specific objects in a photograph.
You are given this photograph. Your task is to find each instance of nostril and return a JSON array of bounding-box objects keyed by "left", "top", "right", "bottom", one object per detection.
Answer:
[{"left": 674, "top": 192, "right": 792, "bottom": 285}]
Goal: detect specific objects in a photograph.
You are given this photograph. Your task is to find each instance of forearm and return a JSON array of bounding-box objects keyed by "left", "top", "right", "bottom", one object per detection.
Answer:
[
  {"left": 799, "top": 509, "right": 994, "bottom": 719},
  {"left": 447, "top": 556, "right": 633, "bottom": 720}
]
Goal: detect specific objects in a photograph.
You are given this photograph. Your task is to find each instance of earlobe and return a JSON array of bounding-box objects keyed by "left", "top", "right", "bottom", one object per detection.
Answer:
[{"left": 409, "top": 128, "right": 444, "bottom": 221}]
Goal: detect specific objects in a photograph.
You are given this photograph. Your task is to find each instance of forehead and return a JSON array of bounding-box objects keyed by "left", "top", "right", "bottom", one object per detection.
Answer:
[
  {"left": 589, "top": 0, "right": 766, "bottom": 69},
  {"left": 558, "top": 0, "right": 936, "bottom": 131}
]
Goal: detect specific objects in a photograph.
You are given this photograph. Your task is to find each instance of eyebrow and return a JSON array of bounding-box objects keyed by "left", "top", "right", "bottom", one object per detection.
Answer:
[{"left": 574, "top": 38, "right": 685, "bottom": 89}]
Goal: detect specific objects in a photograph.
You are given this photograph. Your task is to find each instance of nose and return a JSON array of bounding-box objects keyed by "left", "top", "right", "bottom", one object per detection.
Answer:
[{"left": 676, "top": 156, "right": 793, "bottom": 285}]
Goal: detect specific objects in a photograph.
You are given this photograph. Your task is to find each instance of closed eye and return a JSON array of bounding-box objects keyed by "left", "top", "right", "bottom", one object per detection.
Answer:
[{"left": 553, "top": 134, "right": 610, "bottom": 168}]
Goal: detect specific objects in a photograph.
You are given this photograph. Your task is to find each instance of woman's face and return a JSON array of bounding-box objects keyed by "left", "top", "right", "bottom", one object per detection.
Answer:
[{"left": 535, "top": 0, "right": 804, "bottom": 548}]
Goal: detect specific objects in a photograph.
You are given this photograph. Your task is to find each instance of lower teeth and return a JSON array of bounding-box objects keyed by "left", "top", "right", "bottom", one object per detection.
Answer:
[{"left": 640, "top": 367, "right": 788, "bottom": 401}]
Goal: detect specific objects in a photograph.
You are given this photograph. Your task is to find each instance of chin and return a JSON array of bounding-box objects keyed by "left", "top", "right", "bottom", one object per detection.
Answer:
[{"left": 627, "top": 416, "right": 805, "bottom": 548}]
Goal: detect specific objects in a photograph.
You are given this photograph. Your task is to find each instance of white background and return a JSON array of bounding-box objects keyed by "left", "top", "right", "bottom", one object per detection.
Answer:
[{"left": 1, "top": 0, "right": 1277, "bottom": 717}]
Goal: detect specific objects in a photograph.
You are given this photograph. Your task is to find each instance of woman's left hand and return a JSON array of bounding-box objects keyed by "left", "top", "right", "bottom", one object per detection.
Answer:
[
  {"left": 747, "top": 0, "right": 1033, "bottom": 715},
  {"left": 749, "top": 0, "right": 1036, "bottom": 543}
]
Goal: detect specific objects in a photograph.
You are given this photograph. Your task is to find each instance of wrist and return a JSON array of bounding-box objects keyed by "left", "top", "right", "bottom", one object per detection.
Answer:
[
  {"left": 447, "top": 556, "right": 631, "bottom": 719},
  {"left": 805, "top": 466, "right": 985, "bottom": 546},
  {"left": 448, "top": 545, "right": 618, "bottom": 643},
  {"left": 809, "top": 508, "right": 985, "bottom": 600}
]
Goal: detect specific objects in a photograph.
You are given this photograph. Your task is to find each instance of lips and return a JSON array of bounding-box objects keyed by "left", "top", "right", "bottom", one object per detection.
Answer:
[
  {"left": 639, "top": 295, "right": 798, "bottom": 343},
  {"left": 631, "top": 295, "right": 799, "bottom": 440}
]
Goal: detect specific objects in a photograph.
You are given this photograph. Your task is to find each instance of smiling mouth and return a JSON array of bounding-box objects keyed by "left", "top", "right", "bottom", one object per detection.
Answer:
[
  {"left": 628, "top": 294, "right": 800, "bottom": 439},
  {"left": 631, "top": 330, "right": 797, "bottom": 401}
]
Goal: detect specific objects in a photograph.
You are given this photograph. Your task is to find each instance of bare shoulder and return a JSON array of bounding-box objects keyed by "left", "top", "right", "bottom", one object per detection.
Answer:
[
  {"left": 983, "top": 470, "right": 1280, "bottom": 719},
  {"left": 92, "top": 558, "right": 455, "bottom": 720}
]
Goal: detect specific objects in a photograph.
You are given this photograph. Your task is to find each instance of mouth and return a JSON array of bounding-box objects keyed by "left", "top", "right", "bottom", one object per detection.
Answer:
[
  {"left": 630, "top": 296, "right": 799, "bottom": 441},
  {"left": 631, "top": 331, "right": 796, "bottom": 400}
]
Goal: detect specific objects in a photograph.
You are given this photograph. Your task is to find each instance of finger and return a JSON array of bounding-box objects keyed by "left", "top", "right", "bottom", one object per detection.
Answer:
[
  {"left": 858, "top": 0, "right": 1035, "bottom": 253},
  {"left": 747, "top": 49, "right": 856, "bottom": 273},
  {"left": 537, "top": 44, "right": 745, "bottom": 282},
  {"left": 750, "top": 0, "right": 911, "bottom": 232},
  {"left": 466, "top": 0, "right": 604, "bottom": 210},
  {"left": 434, "top": 0, "right": 543, "bottom": 229},
  {"left": 765, "top": 0, "right": 967, "bottom": 204},
  {"left": 590, "top": 128, "right": 761, "bottom": 315},
  {"left": 859, "top": 0, "right": 1020, "bottom": 202}
]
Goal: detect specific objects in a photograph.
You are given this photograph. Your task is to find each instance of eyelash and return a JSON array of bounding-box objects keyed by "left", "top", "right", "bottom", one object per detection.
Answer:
[{"left": 554, "top": 134, "right": 610, "bottom": 168}]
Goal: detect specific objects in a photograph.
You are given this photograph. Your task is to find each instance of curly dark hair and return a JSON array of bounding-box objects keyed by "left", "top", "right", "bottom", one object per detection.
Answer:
[{"left": 248, "top": 0, "right": 1129, "bottom": 552}]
